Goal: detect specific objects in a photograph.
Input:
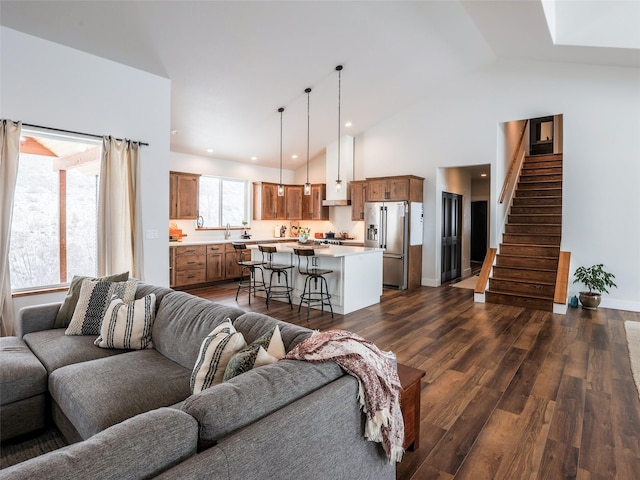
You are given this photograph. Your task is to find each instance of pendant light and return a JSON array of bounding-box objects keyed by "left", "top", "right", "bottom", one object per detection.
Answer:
[
  {"left": 277, "top": 107, "right": 285, "bottom": 196},
  {"left": 335, "top": 65, "right": 343, "bottom": 192},
  {"left": 304, "top": 87, "right": 312, "bottom": 196}
]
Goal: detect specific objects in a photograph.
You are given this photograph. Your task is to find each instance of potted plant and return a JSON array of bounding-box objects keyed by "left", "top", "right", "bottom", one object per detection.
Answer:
[{"left": 573, "top": 263, "right": 617, "bottom": 309}]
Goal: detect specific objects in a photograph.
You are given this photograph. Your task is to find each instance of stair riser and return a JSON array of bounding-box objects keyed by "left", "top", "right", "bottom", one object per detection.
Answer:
[
  {"left": 489, "top": 278, "right": 556, "bottom": 297},
  {"left": 502, "top": 234, "right": 561, "bottom": 245},
  {"left": 500, "top": 244, "right": 560, "bottom": 258},
  {"left": 521, "top": 166, "right": 563, "bottom": 176},
  {"left": 493, "top": 266, "right": 557, "bottom": 283},
  {"left": 524, "top": 160, "right": 563, "bottom": 169},
  {"left": 525, "top": 153, "right": 563, "bottom": 162},
  {"left": 508, "top": 215, "right": 562, "bottom": 225},
  {"left": 510, "top": 206, "right": 562, "bottom": 215},
  {"left": 505, "top": 224, "right": 561, "bottom": 235},
  {"left": 513, "top": 196, "right": 562, "bottom": 207},
  {"left": 485, "top": 292, "right": 553, "bottom": 312},
  {"left": 516, "top": 189, "right": 562, "bottom": 198},
  {"left": 518, "top": 181, "right": 563, "bottom": 190},
  {"left": 519, "top": 174, "right": 563, "bottom": 183},
  {"left": 496, "top": 256, "right": 558, "bottom": 270}
]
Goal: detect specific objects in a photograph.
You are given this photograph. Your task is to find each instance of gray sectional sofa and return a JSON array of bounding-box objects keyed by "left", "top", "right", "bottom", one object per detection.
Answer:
[{"left": 1, "top": 283, "right": 394, "bottom": 479}]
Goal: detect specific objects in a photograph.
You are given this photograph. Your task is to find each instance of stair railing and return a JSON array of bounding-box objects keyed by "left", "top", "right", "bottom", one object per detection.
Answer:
[
  {"left": 499, "top": 119, "right": 528, "bottom": 204},
  {"left": 475, "top": 247, "right": 497, "bottom": 294},
  {"left": 553, "top": 251, "right": 571, "bottom": 304}
]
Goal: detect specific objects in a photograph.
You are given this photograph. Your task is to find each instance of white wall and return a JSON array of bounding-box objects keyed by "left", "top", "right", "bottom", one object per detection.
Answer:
[
  {"left": 354, "top": 58, "right": 640, "bottom": 310},
  {"left": 1, "top": 27, "right": 171, "bottom": 317}
]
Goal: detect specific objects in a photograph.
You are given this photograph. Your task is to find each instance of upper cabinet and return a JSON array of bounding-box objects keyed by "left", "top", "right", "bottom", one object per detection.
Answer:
[
  {"left": 285, "top": 185, "right": 303, "bottom": 220},
  {"left": 365, "top": 175, "right": 423, "bottom": 202},
  {"left": 350, "top": 180, "right": 366, "bottom": 221},
  {"left": 253, "top": 182, "right": 285, "bottom": 220},
  {"left": 303, "top": 184, "right": 329, "bottom": 221},
  {"left": 170, "top": 171, "right": 200, "bottom": 219}
]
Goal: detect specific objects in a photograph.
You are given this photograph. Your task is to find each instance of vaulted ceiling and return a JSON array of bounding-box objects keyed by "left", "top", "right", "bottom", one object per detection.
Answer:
[{"left": 2, "top": 1, "right": 638, "bottom": 169}]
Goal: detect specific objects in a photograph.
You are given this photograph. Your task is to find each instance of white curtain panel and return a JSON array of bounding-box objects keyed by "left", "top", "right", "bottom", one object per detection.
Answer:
[
  {"left": 0, "top": 119, "right": 21, "bottom": 336},
  {"left": 98, "top": 137, "right": 144, "bottom": 279}
]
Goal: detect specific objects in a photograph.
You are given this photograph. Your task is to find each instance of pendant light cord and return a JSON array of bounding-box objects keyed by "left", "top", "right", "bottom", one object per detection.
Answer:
[
  {"left": 306, "top": 88, "right": 311, "bottom": 184},
  {"left": 336, "top": 65, "right": 342, "bottom": 184},
  {"left": 278, "top": 107, "right": 284, "bottom": 186}
]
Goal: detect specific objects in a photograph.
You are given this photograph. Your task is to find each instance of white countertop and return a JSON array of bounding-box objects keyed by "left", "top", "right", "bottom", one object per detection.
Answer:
[
  {"left": 169, "top": 237, "right": 363, "bottom": 247},
  {"left": 247, "top": 242, "right": 381, "bottom": 258}
]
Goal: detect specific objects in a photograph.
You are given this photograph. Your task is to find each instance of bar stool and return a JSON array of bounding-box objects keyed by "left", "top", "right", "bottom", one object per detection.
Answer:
[
  {"left": 258, "top": 245, "right": 294, "bottom": 309},
  {"left": 293, "top": 248, "right": 334, "bottom": 319},
  {"left": 232, "top": 243, "right": 265, "bottom": 305}
]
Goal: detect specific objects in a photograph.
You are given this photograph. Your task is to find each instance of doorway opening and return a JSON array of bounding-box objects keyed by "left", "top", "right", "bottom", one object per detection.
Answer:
[{"left": 441, "top": 192, "right": 462, "bottom": 282}]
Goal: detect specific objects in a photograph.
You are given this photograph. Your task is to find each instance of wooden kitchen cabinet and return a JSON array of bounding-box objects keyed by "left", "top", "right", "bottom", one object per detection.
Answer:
[
  {"left": 365, "top": 175, "right": 423, "bottom": 202},
  {"left": 350, "top": 180, "right": 366, "bottom": 221},
  {"left": 224, "top": 243, "right": 244, "bottom": 279},
  {"left": 285, "top": 185, "right": 303, "bottom": 220},
  {"left": 170, "top": 171, "right": 200, "bottom": 219},
  {"left": 253, "top": 182, "right": 286, "bottom": 220},
  {"left": 206, "top": 244, "right": 225, "bottom": 282},
  {"left": 303, "top": 184, "right": 329, "bottom": 221},
  {"left": 173, "top": 245, "right": 206, "bottom": 286}
]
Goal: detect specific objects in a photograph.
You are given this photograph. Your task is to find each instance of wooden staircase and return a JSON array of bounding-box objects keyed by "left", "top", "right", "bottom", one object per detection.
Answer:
[{"left": 486, "top": 153, "right": 563, "bottom": 311}]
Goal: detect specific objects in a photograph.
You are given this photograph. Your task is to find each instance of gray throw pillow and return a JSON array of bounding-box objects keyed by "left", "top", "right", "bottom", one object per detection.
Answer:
[{"left": 54, "top": 272, "right": 129, "bottom": 328}]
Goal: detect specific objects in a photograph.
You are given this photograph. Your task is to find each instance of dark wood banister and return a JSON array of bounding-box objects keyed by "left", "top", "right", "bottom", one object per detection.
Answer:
[{"left": 499, "top": 119, "right": 528, "bottom": 204}]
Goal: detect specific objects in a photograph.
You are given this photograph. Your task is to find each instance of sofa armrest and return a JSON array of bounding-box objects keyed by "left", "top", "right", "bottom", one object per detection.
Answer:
[
  {"left": 0, "top": 408, "right": 198, "bottom": 480},
  {"left": 16, "top": 303, "right": 62, "bottom": 338}
]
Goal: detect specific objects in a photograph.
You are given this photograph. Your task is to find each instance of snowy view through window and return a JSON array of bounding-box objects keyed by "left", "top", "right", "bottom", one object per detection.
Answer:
[
  {"left": 199, "top": 176, "right": 247, "bottom": 227},
  {"left": 10, "top": 135, "right": 100, "bottom": 290}
]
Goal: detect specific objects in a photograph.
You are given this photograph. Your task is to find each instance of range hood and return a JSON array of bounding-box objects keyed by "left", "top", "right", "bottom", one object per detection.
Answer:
[{"left": 322, "top": 135, "right": 354, "bottom": 206}]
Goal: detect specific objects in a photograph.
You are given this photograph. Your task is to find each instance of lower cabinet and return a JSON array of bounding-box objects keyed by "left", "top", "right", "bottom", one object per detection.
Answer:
[
  {"left": 206, "top": 244, "right": 225, "bottom": 282},
  {"left": 173, "top": 245, "right": 206, "bottom": 287},
  {"left": 172, "top": 242, "right": 260, "bottom": 288}
]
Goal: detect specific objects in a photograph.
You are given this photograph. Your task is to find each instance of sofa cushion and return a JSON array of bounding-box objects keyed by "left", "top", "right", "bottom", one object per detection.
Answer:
[
  {"left": 23, "top": 329, "right": 126, "bottom": 374},
  {"left": 54, "top": 272, "right": 129, "bottom": 328},
  {"left": 0, "top": 337, "right": 47, "bottom": 405},
  {"left": 49, "top": 349, "right": 191, "bottom": 440},
  {"left": 65, "top": 279, "right": 138, "bottom": 336},
  {"left": 182, "top": 359, "right": 344, "bottom": 446},
  {"left": 232, "top": 312, "right": 312, "bottom": 352},
  {"left": 0, "top": 408, "right": 198, "bottom": 480},
  {"left": 95, "top": 293, "right": 156, "bottom": 350},
  {"left": 133, "top": 282, "right": 173, "bottom": 308},
  {"left": 152, "top": 291, "right": 246, "bottom": 370}
]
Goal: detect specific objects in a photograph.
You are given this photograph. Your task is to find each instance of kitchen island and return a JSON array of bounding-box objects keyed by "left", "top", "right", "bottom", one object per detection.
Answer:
[{"left": 248, "top": 243, "right": 383, "bottom": 315}]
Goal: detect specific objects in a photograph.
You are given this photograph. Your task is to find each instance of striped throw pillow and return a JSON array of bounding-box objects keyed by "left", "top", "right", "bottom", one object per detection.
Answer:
[
  {"left": 94, "top": 293, "right": 156, "bottom": 350},
  {"left": 191, "top": 321, "right": 246, "bottom": 394},
  {"left": 65, "top": 279, "right": 138, "bottom": 336}
]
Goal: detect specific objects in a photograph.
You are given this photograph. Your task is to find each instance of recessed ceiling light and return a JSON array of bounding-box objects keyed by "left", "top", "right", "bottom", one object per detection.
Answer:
[
  {"left": 251, "top": 156, "right": 258, "bottom": 161},
  {"left": 345, "top": 122, "right": 352, "bottom": 127},
  {"left": 292, "top": 154, "right": 298, "bottom": 159},
  {"left": 170, "top": 129, "right": 179, "bottom": 135},
  {"left": 481, "top": 173, "right": 487, "bottom": 177},
  {"left": 206, "top": 148, "right": 214, "bottom": 153}
]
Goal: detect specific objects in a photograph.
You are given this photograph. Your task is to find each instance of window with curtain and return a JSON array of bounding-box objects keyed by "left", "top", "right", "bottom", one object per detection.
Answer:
[
  {"left": 198, "top": 176, "right": 248, "bottom": 227},
  {"left": 9, "top": 132, "right": 101, "bottom": 291}
]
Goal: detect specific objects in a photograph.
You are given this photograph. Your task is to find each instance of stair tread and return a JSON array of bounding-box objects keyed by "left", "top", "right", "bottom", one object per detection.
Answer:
[
  {"left": 498, "top": 253, "right": 559, "bottom": 260},
  {"left": 490, "top": 276, "right": 556, "bottom": 286},
  {"left": 487, "top": 289, "right": 554, "bottom": 301},
  {"left": 494, "top": 265, "right": 557, "bottom": 273}
]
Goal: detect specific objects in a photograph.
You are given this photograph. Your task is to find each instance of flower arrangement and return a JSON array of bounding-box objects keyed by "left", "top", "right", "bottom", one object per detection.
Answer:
[{"left": 298, "top": 227, "right": 311, "bottom": 236}]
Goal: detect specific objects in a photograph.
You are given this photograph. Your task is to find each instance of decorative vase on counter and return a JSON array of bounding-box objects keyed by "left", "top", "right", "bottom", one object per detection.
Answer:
[{"left": 298, "top": 233, "right": 308, "bottom": 244}]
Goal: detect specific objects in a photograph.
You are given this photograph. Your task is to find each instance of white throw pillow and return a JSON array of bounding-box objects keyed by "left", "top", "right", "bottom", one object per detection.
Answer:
[
  {"left": 222, "top": 325, "right": 286, "bottom": 382},
  {"left": 65, "top": 279, "right": 138, "bottom": 336},
  {"left": 94, "top": 293, "right": 156, "bottom": 350},
  {"left": 191, "top": 322, "right": 246, "bottom": 394}
]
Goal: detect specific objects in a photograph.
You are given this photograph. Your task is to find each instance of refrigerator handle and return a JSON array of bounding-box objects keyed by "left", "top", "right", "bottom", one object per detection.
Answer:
[
  {"left": 378, "top": 207, "right": 384, "bottom": 248},
  {"left": 382, "top": 206, "right": 387, "bottom": 249}
]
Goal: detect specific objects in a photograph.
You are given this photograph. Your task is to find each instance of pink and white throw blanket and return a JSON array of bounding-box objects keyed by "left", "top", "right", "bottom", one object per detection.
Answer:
[{"left": 284, "top": 329, "right": 404, "bottom": 463}]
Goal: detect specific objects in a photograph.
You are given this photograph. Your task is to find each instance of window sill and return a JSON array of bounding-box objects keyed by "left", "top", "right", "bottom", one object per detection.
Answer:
[{"left": 12, "top": 285, "right": 68, "bottom": 298}]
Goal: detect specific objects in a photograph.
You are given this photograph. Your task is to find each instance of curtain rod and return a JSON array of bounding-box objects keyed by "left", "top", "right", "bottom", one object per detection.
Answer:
[{"left": 21, "top": 122, "right": 149, "bottom": 146}]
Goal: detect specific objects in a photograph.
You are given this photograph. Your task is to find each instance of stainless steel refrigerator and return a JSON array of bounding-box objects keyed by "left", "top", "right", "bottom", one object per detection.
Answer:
[{"left": 364, "top": 201, "right": 410, "bottom": 289}]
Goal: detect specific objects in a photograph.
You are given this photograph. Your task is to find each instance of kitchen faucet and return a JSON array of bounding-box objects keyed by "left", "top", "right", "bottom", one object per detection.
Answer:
[{"left": 225, "top": 223, "right": 231, "bottom": 239}]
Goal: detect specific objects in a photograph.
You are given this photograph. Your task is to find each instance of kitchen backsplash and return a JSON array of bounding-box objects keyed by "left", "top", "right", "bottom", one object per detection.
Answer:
[{"left": 171, "top": 208, "right": 363, "bottom": 242}]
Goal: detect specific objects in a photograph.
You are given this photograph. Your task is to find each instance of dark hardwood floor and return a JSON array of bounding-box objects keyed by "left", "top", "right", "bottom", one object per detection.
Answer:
[{"left": 185, "top": 279, "right": 640, "bottom": 480}]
